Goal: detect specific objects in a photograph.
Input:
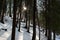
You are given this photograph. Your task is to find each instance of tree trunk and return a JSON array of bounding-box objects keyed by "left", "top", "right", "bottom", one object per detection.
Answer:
[
  {"left": 27, "top": 20, "right": 30, "bottom": 33},
  {"left": 23, "top": 0, "right": 28, "bottom": 29},
  {"left": 39, "top": 27, "right": 40, "bottom": 40},
  {"left": 24, "top": 11, "right": 27, "bottom": 29},
  {"left": 35, "top": 5, "right": 40, "bottom": 40},
  {"left": 44, "top": 0, "right": 48, "bottom": 37},
  {"left": 27, "top": 6, "right": 30, "bottom": 33},
  {"left": 18, "top": 0, "right": 22, "bottom": 32},
  {"left": 1, "top": 0, "right": 5, "bottom": 24},
  {"left": 18, "top": 13, "right": 21, "bottom": 32},
  {"left": 11, "top": 0, "right": 17, "bottom": 40},
  {"left": 0, "top": 0, "right": 3, "bottom": 20},
  {"left": 47, "top": 0, "right": 51, "bottom": 40},
  {"left": 47, "top": 29, "right": 51, "bottom": 40},
  {"left": 9, "top": 0, "right": 12, "bottom": 17},
  {"left": 53, "top": 31, "right": 55, "bottom": 40},
  {"left": 37, "top": 18, "right": 40, "bottom": 40},
  {"left": 26, "top": 11, "right": 27, "bottom": 29},
  {"left": 37, "top": 13, "right": 40, "bottom": 40},
  {"left": 1, "top": 10, "right": 4, "bottom": 24},
  {"left": 45, "top": 24, "right": 48, "bottom": 36},
  {"left": 32, "top": 0, "right": 36, "bottom": 40}
]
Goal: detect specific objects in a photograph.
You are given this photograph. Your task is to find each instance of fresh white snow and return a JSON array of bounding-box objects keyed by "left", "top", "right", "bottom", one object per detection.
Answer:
[{"left": 0, "top": 16, "right": 60, "bottom": 40}]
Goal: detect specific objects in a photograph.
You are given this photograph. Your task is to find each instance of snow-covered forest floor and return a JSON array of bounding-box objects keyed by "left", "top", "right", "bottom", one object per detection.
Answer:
[{"left": 0, "top": 16, "right": 60, "bottom": 40}]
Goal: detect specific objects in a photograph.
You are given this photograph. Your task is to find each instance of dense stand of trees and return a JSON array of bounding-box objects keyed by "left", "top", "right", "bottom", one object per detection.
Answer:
[
  {"left": 40, "top": 0, "right": 60, "bottom": 40},
  {"left": 0, "top": 0, "right": 60, "bottom": 40}
]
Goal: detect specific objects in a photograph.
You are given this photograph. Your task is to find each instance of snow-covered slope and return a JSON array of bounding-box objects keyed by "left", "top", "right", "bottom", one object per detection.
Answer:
[{"left": 0, "top": 16, "right": 60, "bottom": 40}]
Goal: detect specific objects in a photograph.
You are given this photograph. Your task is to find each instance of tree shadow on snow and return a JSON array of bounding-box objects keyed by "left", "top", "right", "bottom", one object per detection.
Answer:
[{"left": 23, "top": 31, "right": 32, "bottom": 40}]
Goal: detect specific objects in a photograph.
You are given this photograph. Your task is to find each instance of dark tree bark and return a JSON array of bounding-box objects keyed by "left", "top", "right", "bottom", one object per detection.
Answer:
[
  {"left": 43, "top": 0, "right": 52, "bottom": 39},
  {"left": 18, "top": 13, "right": 21, "bottom": 32},
  {"left": 1, "top": 0, "right": 6, "bottom": 24},
  {"left": 27, "top": 6, "right": 30, "bottom": 33},
  {"left": 47, "top": 0, "right": 51, "bottom": 40},
  {"left": 39, "top": 26, "right": 40, "bottom": 40},
  {"left": 9, "top": 0, "right": 12, "bottom": 17},
  {"left": 53, "top": 31, "right": 55, "bottom": 40},
  {"left": 23, "top": 9, "right": 28, "bottom": 29},
  {"left": 27, "top": 20, "right": 30, "bottom": 33},
  {"left": 47, "top": 28, "right": 51, "bottom": 40},
  {"left": 23, "top": 0, "right": 28, "bottom": 29},
  {"left": 26, "top": 0, "right": 32, "bottom": 33},
  {"left": 36, "top": 2, "right": 40, "bottom": 40},
  {"left": 24, "top": 11, "right": 27, "bottom": 29},
  {"left": 37, "top": 13, "right": 40, "bottom": 40},
  {"left": 11, "top": 0, "right": 17, "bottom": 40},
  {"left": 1, "top": 10, "right": 4, "bottom": 24},
  {"left": 37, "top": 15, "right": 40, "bottom": 40},
  {"left": 45, "top": 24, "right": 48, "bottom": 36},
  {"left": 0, "top": 0, "right": 3, "bottom": 19},
  {"left": 32, "top": 0, "right": 36, "bottom": 40},
  {"left": 44, "top": 0, "right": 48, "bottom": 36},
  {"left": 18, "top": 0, "right": 22, "bottom": 32}
]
